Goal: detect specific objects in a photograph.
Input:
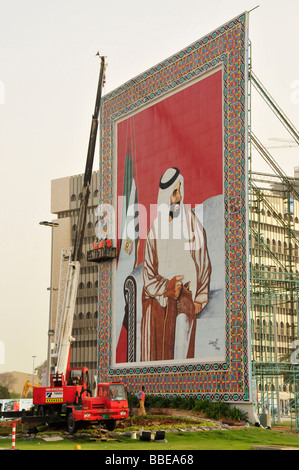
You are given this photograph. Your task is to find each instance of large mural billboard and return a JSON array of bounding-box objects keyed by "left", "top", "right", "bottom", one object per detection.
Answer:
[
  {"left": 98, "top": 12, "right": 251, "bottom": 402},
  {"left": 115, "top": 69, "right": 224, "bottom": 365}
]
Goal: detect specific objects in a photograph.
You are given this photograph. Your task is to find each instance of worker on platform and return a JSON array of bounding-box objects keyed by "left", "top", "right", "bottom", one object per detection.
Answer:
[
  {"left": 136, "top": 385, "right": 146, "bottom": 416},
  {"left": 99, "top": 238, "right": 105, "bottom": 248},
  {"left": 106, "top": 238, "right": 113, "bottom": 247}
]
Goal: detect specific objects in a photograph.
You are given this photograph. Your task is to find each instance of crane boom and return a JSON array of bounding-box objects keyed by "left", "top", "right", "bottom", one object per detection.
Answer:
[
  {"left": 52, "top": 55, "right": 106, "bottom": 380},
  {"left": 72, "top": 55, "right": 106, "bottom": 263},
  {"left": 25, "top": 56, "right": 129, "bottom": 434},
  {"left": 52, "top": 249, "right": 80, "bottom": 377}
]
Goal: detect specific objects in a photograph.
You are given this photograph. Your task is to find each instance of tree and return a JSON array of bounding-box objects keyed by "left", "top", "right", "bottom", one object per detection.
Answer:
[
  {"left": 0, "top": 372, "right": 16, "bottom": 390},
  {"left": 35, "top": 360, "right": 47, "bottom": 381},
  {"left": 0, "top": 385, "right": 10, "bottom": 398}
]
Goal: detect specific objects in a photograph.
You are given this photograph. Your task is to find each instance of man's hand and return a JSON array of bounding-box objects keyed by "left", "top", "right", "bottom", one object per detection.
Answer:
[{"left": 166, "top": 275, "right": 184, "bottom": 300}]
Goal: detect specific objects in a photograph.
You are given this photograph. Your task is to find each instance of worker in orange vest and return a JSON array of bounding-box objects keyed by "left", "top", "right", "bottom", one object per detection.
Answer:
[
  {"left": 106, "top": 238, "right": 112, "bottom": 247},
  {"left": 137, "top": 385, "right": 146, "bottom": 416},
  {"left": 99, "top": 239, "right": 105, "bottom": 248}
]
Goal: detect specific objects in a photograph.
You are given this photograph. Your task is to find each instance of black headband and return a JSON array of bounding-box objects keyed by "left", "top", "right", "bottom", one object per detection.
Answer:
[{"left": 159, "top": 167, "right": 180, "bottom": 190}]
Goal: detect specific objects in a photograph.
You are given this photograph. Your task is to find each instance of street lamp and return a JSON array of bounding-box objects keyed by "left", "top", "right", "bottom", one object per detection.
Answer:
[{"left": 40, "top": 220, "right": 59, "bottom": 386}]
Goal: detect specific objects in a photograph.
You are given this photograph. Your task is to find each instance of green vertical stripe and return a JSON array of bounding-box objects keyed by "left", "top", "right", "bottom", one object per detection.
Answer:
[{"left": 121, "top": 154, "right": 133, "bottom": 238}]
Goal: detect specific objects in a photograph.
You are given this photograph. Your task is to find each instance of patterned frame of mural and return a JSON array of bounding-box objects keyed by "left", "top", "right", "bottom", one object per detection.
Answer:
[{"left": 98, "top": 12, "right": 251, "bottom": 402}]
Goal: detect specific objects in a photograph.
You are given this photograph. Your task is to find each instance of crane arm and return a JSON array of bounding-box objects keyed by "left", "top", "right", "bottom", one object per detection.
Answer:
[
  {"left": 51, "top": 56, "right": 106, "bottom": 380},
  {"left": 72, "top": 55, "right": 106, "bottom": 263}
]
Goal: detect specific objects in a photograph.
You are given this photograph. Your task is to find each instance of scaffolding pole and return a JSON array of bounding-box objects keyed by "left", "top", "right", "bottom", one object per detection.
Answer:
[{"left": 249, "top": 67, "right": 299, "bottom": 427}]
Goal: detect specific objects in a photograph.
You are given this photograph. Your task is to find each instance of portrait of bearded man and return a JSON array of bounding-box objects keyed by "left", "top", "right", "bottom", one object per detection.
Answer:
[{"left": 140, "top": 167, "right": 211, "bottom": 362}]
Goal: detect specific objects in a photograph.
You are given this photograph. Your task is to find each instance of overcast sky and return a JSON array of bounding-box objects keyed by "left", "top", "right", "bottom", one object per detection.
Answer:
[{"left": 0, "top": 0, "right": 298, "bottom": 375}]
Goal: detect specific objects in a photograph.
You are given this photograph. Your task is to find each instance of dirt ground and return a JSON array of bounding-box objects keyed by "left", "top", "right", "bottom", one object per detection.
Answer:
[
  {"left": 120, "top": 407, "right": 247, "bottom": 431},
  {"left": 133, "top": 407, "right": 207, "bottom": 420}
]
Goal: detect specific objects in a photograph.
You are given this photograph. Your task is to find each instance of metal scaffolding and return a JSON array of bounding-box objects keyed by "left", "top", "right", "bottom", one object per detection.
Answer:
[{"left": 248, "top": 46, "right": 299, "bottom": 428}]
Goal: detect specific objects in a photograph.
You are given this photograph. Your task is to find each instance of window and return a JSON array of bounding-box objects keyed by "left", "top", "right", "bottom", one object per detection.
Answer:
[
  {"left": 68, "top": 369, "right": 83, "bottom": 385},
  {"left": 98, "top": 386, "right": 108, "bottom": 398},
  {"left": 109, "top": 384, "right": 126, "bottom": 401}
]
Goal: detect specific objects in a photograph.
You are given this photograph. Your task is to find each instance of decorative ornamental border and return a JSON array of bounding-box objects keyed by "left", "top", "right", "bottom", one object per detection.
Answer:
[{"left": 98, "top": 12, "right": 251, "bottom": 402}]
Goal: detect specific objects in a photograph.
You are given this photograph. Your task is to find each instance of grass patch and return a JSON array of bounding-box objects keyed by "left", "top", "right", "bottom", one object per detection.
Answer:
[
  {"left": 1, "top": 426, "right": 299, "bottom": 451},
  {"left": 1, "top": 396, "right": 297, "bottom": 451}
]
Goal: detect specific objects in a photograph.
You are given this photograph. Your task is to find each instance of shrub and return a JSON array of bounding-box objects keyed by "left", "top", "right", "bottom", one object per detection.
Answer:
[
  {"left": 143, "top": 394, "right": 248, "bottom": 423},
  {"left": 127, "top": 391, "right": 138, "bottom": 408},
  {"left": 192, "top": 399, "right": 211, "bottom": 413},
  {"left": 205, "top": 402, "right": 230, "bottom": 420},
  {"left": 227, "top": 406, "right": 248, "bottom": 422}
]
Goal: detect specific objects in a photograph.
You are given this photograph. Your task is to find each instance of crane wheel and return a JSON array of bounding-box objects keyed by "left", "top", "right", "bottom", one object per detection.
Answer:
[
  {"left": 105, "top": 419, "right": 116, "bottom": 431},
  {"left": 67, "top": 412, "right": 77, "bottom": 434}
]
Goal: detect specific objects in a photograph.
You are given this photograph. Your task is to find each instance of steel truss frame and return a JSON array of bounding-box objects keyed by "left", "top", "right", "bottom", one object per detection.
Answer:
[{"left": 248, "top": 41, "right": 299, "bottom": 429}]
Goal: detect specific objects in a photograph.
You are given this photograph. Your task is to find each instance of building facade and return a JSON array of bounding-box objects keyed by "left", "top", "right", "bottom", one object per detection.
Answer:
[{"left": 249, "top": 166, "right": 299, "bottom": 416}]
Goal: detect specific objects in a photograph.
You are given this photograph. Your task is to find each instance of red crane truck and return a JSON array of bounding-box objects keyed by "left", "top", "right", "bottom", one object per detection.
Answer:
[
  {"left": 31, "top": 368, "right": 128, "bottom": 433},
  {"left": 21, "top": 55, "right": 129, "bottom": 434}
]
